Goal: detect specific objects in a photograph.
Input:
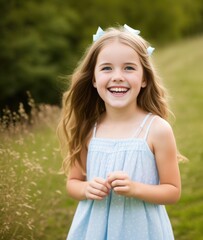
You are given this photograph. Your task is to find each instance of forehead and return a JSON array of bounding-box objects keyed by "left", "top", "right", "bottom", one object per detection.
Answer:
[{"left": 96, "top": 40, "right": 140, "bottom": 63}]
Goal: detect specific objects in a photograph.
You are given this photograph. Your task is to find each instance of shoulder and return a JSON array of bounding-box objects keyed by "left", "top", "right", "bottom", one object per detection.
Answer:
[
  {"left": 148, "top": 115, "right": 176, "bottom": 152},
  {"left": 150, "top": 115, "right": 174, "bottom": 138}
]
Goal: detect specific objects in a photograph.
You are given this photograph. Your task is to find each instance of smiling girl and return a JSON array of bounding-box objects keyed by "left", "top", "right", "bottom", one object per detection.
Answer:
[{"left": 57, "top": 25, "right": 182, "bottom": 240}]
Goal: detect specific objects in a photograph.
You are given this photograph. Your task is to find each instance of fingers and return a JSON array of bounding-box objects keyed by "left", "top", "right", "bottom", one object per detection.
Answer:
[
  {"left": 107, "top": 171, "right": 132, "bottom": 196},
  {"left": 110, "top": 179, "right": 129, "bottom": 194},
  {"left": 107, "top": 171, "right": 128, "bottom": 185},
  {"left": 85, "top": 172, "right": 132, "bottom": 200},
  {"left": 110, "top": 179, "right": 126, "bottom": 188},
  {"left": 85, "top": 177, "right": 111, "bottom": 200}
]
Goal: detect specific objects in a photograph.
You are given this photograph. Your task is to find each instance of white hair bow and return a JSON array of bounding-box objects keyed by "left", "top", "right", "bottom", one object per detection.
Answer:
[
  {"left": 123, "top": 24, "right": 140, "bottom": 35},
  {"left": 93, "top": 24, "right": 155, "bottom": 55},
  {"left": 93, "top": 27, "right": 105, "bottom": 42},
  {"left": 147, "top": 46, "right": 155, "bottom": 56}
]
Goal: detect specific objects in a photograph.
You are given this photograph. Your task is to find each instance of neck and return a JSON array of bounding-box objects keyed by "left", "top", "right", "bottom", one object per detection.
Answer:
[
  {"left": 96, "top": 105, "right": 147, "bottom": 139},
  {"left": 104, "top": 105, "right": 143, "bottom": 124}
]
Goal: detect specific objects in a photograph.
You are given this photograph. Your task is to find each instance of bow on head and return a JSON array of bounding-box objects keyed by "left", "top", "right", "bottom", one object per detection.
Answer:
[
  {"left": 93, "top": 27, "right": 105, "bottom": 42},
  {"left": 123, "top": 24, "right": 140, "bottom": 35},
  {"left": 147, "top": 46, "right": 155, "bottom": 55},
  {"left": 92, "top": 24, "right": 155, "bottom": 56}
]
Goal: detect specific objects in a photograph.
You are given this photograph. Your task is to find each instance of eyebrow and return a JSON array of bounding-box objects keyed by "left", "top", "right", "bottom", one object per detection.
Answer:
[
  {"left": 124, "top": 62, "right": 138, "bottom": 66},
  {"left": 98, "top": 62, "right": 138, "bottom": 67},
  {"left": 98, "top": 62, "right": 112, "bottom": 67}
]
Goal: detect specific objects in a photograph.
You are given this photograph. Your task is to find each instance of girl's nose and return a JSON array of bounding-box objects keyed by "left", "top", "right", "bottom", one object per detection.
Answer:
[{"left": 111, "top": 69, "right": 124, "bottom": 82}]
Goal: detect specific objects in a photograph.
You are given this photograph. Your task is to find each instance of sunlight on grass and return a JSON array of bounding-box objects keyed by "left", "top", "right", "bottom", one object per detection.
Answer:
[
  {"left": 155, "top": 35, "right": 203, "bottom": 239},
  {"left": 0, "top": 97, "right": 76, "bottom": 240}
]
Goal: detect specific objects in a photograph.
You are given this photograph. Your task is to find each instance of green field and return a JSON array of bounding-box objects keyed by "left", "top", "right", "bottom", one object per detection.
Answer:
[
  {"left": 155, "top": 35, "right": 203, "bottom": 239},
  {"left": 0, "top": 35, "right": 203, "bottom": 239}
]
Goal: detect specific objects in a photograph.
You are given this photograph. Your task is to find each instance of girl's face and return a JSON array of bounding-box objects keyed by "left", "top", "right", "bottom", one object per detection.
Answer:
[{"left": 93, "top": 40, "right": 146, "bottom": 111}]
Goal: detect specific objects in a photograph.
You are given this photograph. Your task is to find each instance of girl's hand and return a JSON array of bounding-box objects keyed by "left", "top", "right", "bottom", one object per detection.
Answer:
[
  {"left": 108, "top": 171, "right": 135, "bottom": 197},
  {"left": 85, "top": 177, "right": 111, "bottom": 200}
]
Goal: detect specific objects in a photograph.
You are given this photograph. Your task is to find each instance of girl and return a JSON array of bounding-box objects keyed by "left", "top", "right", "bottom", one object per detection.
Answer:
[{"left": 57, "top": 24, "right": 182, "bottom": 240}]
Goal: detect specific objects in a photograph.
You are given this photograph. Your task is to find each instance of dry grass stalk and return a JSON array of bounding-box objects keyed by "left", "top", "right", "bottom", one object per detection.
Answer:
[{"left": 0, "top": 93, "right": 61, "bottom": 239}]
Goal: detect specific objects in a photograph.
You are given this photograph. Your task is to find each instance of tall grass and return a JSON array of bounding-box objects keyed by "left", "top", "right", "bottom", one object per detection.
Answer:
[{"left": 0, "top": 94, "right": 75, "bottom": 240}]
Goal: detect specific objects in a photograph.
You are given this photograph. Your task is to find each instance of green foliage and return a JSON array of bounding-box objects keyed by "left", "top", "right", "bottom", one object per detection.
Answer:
[
  {"left": 0, "top": 0, "right": 202, "bottom": 111},
  {"left": 0, "top": 0, "right": 80, "bottom": 109}
]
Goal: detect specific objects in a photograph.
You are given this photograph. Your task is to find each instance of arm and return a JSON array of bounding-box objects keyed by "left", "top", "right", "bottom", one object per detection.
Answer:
[
  {"left": 108, "top": 117, "right": 181, "bottom": 205},
  {"left": 67, "top": 146, "right": 110, "bottom": 201}
]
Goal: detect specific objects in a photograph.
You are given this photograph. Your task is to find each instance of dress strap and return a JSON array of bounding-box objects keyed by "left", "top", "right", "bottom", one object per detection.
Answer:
[
  {"left": 144, "top": 116, "right": 157, "bottom": 140},
  {"left": 92, "top": 123, "right": 97, "bottom": 138},
  {"left": 140, "top": 113, "right": 152, "bottom": 128},
  {"left": 133, "top": 113, "right": 152, "bottom": 138}
]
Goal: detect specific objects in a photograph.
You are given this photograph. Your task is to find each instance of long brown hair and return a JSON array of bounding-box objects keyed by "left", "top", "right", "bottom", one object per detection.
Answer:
[{"left": 57, "top": 26, "right": 182, "bottom": 175}]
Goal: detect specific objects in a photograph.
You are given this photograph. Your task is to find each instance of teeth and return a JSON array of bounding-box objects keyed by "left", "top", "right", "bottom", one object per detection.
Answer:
[{"left": 109, "top": 87, "right": 128, "bottom": 92}]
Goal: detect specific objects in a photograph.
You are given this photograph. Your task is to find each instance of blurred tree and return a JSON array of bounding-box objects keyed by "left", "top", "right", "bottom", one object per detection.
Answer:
[
  {"left": 67, "top": 0, "right": 203, "bottom": 47},
  {"left": 0, "top": 0, "right": 80, "bottom": 111},
  {"left": 179, "top": 0, "right": 203, "bottom": 36}
]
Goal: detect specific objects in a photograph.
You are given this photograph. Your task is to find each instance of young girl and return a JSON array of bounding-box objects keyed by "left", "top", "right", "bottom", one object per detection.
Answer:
[{"left": 57, "top": 24, "right": 181, "bottom": 240}]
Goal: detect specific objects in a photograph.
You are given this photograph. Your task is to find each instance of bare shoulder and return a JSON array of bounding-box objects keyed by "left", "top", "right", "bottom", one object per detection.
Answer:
[
  {"left": 148, "top": 116, "right": 176, "bottom": 153},
  {"left": 150, "top": 116, "right": 174, "bottom": 138}
]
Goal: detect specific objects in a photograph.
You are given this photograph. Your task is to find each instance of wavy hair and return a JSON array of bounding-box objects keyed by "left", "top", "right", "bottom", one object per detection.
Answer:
[{"left": 57, "top": 26, "right": 182, "bottom": 175}]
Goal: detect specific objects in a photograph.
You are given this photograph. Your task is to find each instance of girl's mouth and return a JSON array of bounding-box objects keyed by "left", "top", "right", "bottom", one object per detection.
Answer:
[{"left": 108, "top": 87, "right": 129, "bottom": 94}]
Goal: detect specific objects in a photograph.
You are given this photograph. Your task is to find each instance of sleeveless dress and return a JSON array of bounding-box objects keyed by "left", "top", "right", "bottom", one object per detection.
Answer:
[{"left": 67, "top": 113, "right": 174, "bottom": 240}]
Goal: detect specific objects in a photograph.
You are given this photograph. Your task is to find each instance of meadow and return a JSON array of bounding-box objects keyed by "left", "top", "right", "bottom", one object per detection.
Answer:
[{"left": 0, "top": 35, "right": 203, "bottom": 240}]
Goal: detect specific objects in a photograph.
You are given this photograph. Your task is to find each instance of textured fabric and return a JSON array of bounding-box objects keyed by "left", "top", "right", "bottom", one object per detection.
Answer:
[{"left": 67, "top": 115, "right": 174, "bottom": 240}]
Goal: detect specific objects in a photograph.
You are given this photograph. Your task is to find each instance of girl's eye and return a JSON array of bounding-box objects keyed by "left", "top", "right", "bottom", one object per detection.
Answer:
[
  {"left": 125, "top": 66, "right": 135, "bottom": 70},
  {"left": 101, "top": 66, "right": 112, "bottom": 71}
]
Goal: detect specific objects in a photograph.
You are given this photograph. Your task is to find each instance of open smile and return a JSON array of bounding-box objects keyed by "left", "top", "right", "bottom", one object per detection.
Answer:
[{"left": 108, "top": 87, "right": 129, "bottom": 95}]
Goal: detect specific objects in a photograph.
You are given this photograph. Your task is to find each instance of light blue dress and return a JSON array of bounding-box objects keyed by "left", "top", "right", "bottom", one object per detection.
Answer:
[{"left": 67, "top": 114, "right": 174, "bottom": 240}]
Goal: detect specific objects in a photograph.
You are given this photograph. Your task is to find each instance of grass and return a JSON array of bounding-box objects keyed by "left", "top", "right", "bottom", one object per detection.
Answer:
[
  {"left": 155, "top": 34, "right": 203, "bottom": 239},
  {"left": 0, "top": 101, "right": 76, "bottom": 240},
  {"left": 0, "top": 35, "right": 203, "bottom": 239}
]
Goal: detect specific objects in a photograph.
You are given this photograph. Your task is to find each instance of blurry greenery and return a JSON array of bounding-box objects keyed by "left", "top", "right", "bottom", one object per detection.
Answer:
[
  {"left": 0, "top": 0, "right": 80, "bottom": 110},
  {"left": 0, "top": 0, "right": 202, "bottom": 111}
]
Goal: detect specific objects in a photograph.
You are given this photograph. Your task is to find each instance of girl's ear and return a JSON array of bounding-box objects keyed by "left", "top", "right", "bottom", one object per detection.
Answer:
[
  {"left": 141, "top": 78, "right": 147, "bottom": 88},
  {"left": 92, "top": 77, "right": 97, "bottom": 88}
]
